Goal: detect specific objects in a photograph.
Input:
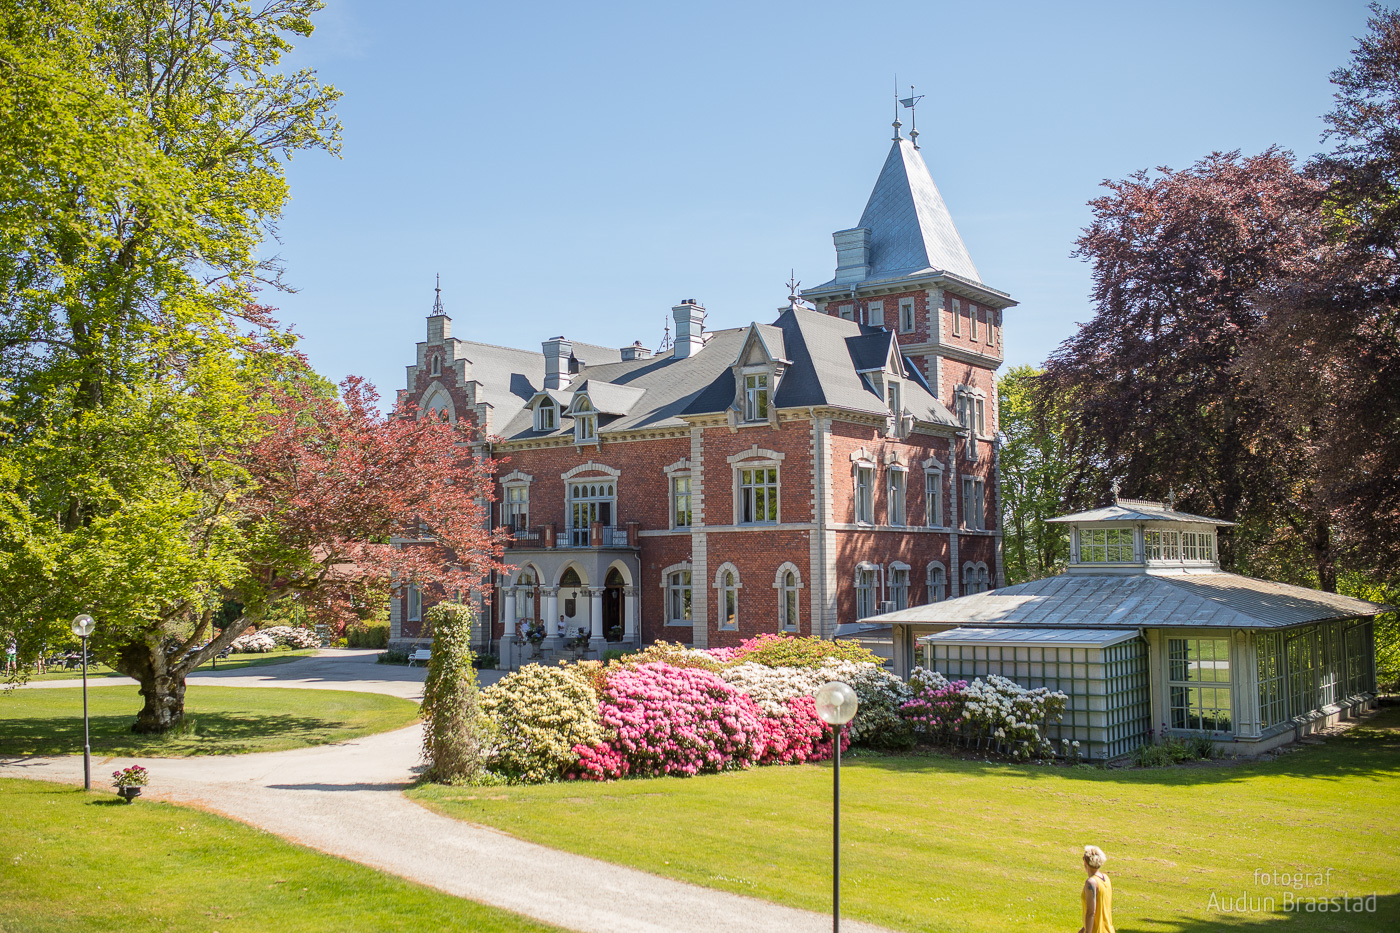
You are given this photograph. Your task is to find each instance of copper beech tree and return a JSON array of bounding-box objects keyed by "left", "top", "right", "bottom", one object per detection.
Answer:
[{"left": 114, "top": 376, "right": 506, "bottom": 732}]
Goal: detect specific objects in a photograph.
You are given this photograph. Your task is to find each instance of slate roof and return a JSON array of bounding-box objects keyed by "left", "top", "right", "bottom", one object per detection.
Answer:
[
  {"left": 495, "top": 306, "right": 961, "bottom": 442},
  {"left": 1047, "top": 499, "right": 1235, "bottom": 526},
  {"left": 812, "top": 138, "right": 981, "bottom": 289},
  {"left": 863, "top": 570, "right": 1388, "bottom": 630}
]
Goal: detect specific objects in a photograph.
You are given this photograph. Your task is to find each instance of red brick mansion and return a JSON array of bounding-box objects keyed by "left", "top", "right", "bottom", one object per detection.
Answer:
[{"left": 389, "top": 124, "right": 1017, "bottom": 661}]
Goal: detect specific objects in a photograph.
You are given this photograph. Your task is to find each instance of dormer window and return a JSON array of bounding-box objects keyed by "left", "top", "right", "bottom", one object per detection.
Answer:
[
  {"left": 886, "top": 380, "right": 901, "bottom": 421},
  {"left": 536, "top": 399, "right": 556, "bottom": 432},
  {"left": 743, "top": 373, "right": 769, "bottom": 422},
  {"left": 573, "top": 397, "right": 596, "bottom": 443}
]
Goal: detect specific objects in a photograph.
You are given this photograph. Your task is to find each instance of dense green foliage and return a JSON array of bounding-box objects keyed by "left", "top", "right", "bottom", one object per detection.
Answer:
[
  {"left": 419, "top": 602, "right": 490, "bottom": 784},
  {"left": 0, "top": 779, "right": 561, "bottom": 933},
  {"left": 997, "top": 366, "right": 1072, "bottom": 583},
  {"left": 412, "top": 706, "right": 1400, "bottom": 933}
]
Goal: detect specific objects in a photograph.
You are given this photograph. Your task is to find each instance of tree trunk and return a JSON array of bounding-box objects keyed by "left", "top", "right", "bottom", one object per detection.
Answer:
[
  {"left": 115, "top": 640, "right": 188, "bottom": 733},
  {"left": 1312, "top": 519, "right": 1337, "bottom": 594}
]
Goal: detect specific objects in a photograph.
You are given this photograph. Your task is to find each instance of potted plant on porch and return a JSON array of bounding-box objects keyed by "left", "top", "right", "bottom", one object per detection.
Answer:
[
  {"left": 525, "top": 622, "right": 547, "bottom": 659},
  {"left": 112, "top": 765, "right": 149, "bottom": 802},
  {"left": 567, "top": 626, "right": 590, "bottom": 660}
]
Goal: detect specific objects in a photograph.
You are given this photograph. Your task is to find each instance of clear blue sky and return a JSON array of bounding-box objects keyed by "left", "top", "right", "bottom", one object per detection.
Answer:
[{"left": 270, "top": 0, "right": 1374, "bottom": 401}]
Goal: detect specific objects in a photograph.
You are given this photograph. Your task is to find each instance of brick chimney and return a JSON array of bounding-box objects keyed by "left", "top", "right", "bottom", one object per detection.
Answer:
[
  {"left": 672, "top": 300, "right": 706, "bottom": 360},
  {"left": 542, "top": 337, "right": 573, "bottom": 390}
]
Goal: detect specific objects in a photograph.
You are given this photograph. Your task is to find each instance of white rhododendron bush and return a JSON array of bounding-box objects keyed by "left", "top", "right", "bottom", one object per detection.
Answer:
[
  {"left": 229, "top": 631, "right": 276, "bottom": 653},
  {"left": 904, "top": 668, "right": 1068, "bottom": 760},
  {"left": 259, "top": 625, "right": 321, "bottom": 649}
]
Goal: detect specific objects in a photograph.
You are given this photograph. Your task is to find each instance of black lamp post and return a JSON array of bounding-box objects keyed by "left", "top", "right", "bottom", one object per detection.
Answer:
[
  {"left": 814, "top": 680, "right": 859, "bottom": 933},
  {"left": 70, "top": 613, "right": 96, "bottom": 791}
]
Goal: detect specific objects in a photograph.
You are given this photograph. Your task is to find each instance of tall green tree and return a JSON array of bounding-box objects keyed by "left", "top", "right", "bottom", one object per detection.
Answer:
[{"left": 998, "top": 367, "right": 1073, "bottom": 584}]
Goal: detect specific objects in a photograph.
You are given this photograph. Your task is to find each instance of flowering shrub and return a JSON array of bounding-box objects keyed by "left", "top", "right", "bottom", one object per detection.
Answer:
[
  {"left": 611, "top": 640, "right": 723, "bottom": 672},
  {"left": 905, "top": 668, "right": 1068, "bottom": 760},
  {"left": 719, "top": 659, "right": 913, "bottom": 748},
  {"left": 260, "top": 625, "right": 321, "bottom": 649},
  {"left": 112, "top": 765, "right": 149, "bottom": 788},
  {"left": 481, "top": 664, "right": 604, "bottom": 783},
  {"left": 571, "top": 663, "right": 767, "bottom": 780},
  {"left": 229, "top": 632, "right": 276, "bottom": 653},
  {"left": 714, "top": 633, "right": 884, "bottom": 669}
]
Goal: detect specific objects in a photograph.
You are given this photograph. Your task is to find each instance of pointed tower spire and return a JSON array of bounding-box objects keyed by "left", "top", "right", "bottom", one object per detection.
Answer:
[{"left": 430, "top": 273, "right": 445, "bottom": 316}]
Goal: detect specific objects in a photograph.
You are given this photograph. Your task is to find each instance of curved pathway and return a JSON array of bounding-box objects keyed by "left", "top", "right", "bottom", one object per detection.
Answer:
[{"left": 2, "top": 650, "right": 885, "bottom": 933}]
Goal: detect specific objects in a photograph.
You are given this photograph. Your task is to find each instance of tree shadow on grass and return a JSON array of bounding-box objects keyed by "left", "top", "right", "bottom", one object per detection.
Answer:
[
  {"left": 1143, "top": 892, "right": 1398, "bottom": 933},
  {"left": 847, "top": 706, "right": 1400, "bottom": 788},
  {"left": 0, "top": 711, "right": 348, "bottom": 758}
]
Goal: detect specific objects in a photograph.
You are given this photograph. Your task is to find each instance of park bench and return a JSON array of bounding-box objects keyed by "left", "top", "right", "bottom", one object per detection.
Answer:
[{"left": 407, "top": 647, "right": 431, "bottom": 667}]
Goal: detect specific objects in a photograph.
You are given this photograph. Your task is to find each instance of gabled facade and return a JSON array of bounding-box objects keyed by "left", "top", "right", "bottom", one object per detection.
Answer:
[{"left": 390, "top": 126, "right": 1013, "bottom": 663}]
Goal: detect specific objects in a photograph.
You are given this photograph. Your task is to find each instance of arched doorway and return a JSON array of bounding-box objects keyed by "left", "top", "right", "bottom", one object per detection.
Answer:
[
  {"left": 559, "top": 567, "right": 584, "bottom": 638},
  {"left": 603, "top": 567, "right": 625, "bottom": 641}
]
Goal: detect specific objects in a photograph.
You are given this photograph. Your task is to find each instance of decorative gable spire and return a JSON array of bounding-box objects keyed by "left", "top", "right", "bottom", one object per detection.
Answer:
[{"left": 430, "top": 273, "right": 445, "bottom": 316}]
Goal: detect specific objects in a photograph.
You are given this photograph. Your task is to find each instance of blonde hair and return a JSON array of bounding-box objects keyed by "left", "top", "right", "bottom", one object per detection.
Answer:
[{"left": 1083, "top": 845, "right": 1108, "bottom": 869}]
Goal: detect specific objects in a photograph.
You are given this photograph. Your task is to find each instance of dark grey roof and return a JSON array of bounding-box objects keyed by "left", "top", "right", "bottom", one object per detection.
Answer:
[
  {"left": 1047, "top": 499, "right": 1235, "bottom": 526},
  {"left": 919, "top": 627, "right": 1141, "bottom": 648},
  {"left": 813, "top": 138, "right": 980, "bottom": 288},
  {"left": 496, "top": 307, "right": 960, "bottom": 442},
  {"left": 865, "top": 570, "right": 1387, "bottom": 630}
]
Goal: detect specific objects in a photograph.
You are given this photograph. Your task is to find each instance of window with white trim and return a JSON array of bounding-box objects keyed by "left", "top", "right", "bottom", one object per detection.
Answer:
[
  {"left": 406, "top": 584, "right": 422, "bottom": 622},
  {"left": 536, "top": 399, "right": 556, "bottom": 432},
  {"left": 1145, "top": 530, "right": 1180, "bottom": 560},
  {"left": 1182, "top": 530, "right": 1215, "bottom": 561},
  {"left": 855, "top": 465, "right": 874, "bottom": 524},
  {"left": 504, "top": 484, "right": 529, "bottom": 531},
  {"left": 743, "top": 373, "right": 769, "bottom": 422},
  {"left": 739, "top": 466, "right": 778, "bottom": 524},
  {"left": 778, "top": 569, "right": 800, "bottom": 632},
  {"left": 671, "top": 475, "right": 692, "bottom": 528},
  {"left": 568, "top": 480, "right": 614, "bottom": 547},
  {"left": 951, "top": 299, "right": 962, "bottom": 336},
  {"left": 889, "top": 566, "right": 909, "bottom": 610},
  {"left": 888, "top": 469, "right": 906, "bottom": 526},
  {"left": 925, "top": 470, "right": 943, "bottom": 527},
  {"left": 1168, "top": 637, "right": 1232, "bottom": 731},
  {"left": 855, "top": 566, "right": 877, "bottom": 619},
  {"left": 667, "top": 570, "right": 693, "bottom": 624},
  {"left": 926, "top": 564, "right": 946, "bottom": 603},
  {"left": 717, "top": 567, "right": 738, "bottom": 630},
  {"left": 886, "top": 380, "right": 901, "bottom": 422},
  {"left": 1079, "top": 527, "right": 1134, "bottom": 562},
  {"left": 961, "top": 477, "right": 986, "bottom": 530},
  {"left": 899, "top": 298, "right": 915, "bottom": 333},
  {"left": 970, "top": 304, "right": 979, "bottom": 340},
  {"left": 975, "top": 397, "right": 986, "bottom": 436},
  {"left": 573, "top": 397, "right": 596, "bottom": 442},
  {"left": 868, "top": 300, "right": 884, "bottom": 327},
  {"left": 987, "top": 309, "right": 996, "bottom": 346}
]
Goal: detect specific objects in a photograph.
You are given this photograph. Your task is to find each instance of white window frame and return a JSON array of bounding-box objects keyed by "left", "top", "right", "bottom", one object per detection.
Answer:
[
  {"left": 899, "top": 298, "right": 916, "bottom": 333},
  {"left": 924, "top": 468, "right": 944, "bottom": 528},
  {"left": 886, "top": 379, "right": 902, "bottom": 422},
  {"left": 1167, "top": 636, "right": 1233, "bottom": 732},
  {"left": 854, "top": 464, "right": 875, "bottom": 525},
  {"left": 854, "top": 563, "right": 879, "bottom": 619},
  {"left": 536, "top": 398, "right": 556, "bottom": 432},
  {"left": 975, "top": 397, "right": 986, "bottom": 437},
  {"left": 670, "top": 474, "right": 693, "bottom": 528},
  {"left": 774, "top": 563, "right": 803, "bottom": 633},
  {"left": 926, "top": 562, "right": 947, "bottom": 603},
  {"left": 715, "top": 563, "right": 741, "bottom": 630},
  {"left": 951, "top": 298, "right": 962, "bottom": 336},
  {"left": 503, "top": 484, "right": 529, "bottom": 531},
  {"left": 888, "top": 562, "right": 910, "bottom": 611},
  {"left": 888, "top": 467, "right": 907, "bottom": 526},
  {"left": 1078, "top": 527, "right": 1135, "bottom": 563},
  {"left": 406, "top": 583, "right": 422, "bottom": 622},
  {"left": 743, "top": 372, "right": 770, "bottom": 422},
  {"left": 737, "top": 464, "right": 779, "bottom": 524},
  {"left": 986, "top": 308, "right": 996, "bottom": 346},
  {"left": 661, "top": 563, "right": 693, "bottom": 626},
  {"left": 969, "top": 303, "right": 979, "bottom": 341}
]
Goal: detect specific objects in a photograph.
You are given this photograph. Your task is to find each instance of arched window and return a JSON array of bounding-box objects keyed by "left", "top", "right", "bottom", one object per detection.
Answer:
[
  {"left": 779, "top": 570, "right": 800, "bottom": 632},
  {"left": 431, "top": 355, "right": 442, "bottom": 376},
  {"left": 855, "top": 565, "right": 877, "bottom": 618},
  {"left": 926, "top": 564, "right": 946, "bottom": 603},
  {"left": 715, "top": 564, "right": 740, "bottom": 630},
  {"left": 978, "top": 565, "right": 990, "bottom": 593},
  {"left": 962, "top": 564, "right": 976, "bottom": 595},
  {"left": 889, "top": 564, "right": 910, "bottom": 610},
  {"left": 536, "top": 399, "right": 556, "bottom": 432},
  {"left": 515, "top": 571, "right": 536, "bottom": 621}
]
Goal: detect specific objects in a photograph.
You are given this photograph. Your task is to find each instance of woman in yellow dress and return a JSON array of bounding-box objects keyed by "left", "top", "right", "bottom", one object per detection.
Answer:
[{"left": 1078, "top": 845, "right": 1115, "bottom": 933}]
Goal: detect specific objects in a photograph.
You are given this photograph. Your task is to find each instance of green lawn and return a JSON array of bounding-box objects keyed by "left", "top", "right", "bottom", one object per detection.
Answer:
[
  {"left": 0, "top": 686, "right": 418, "bottom": 758},
  {"left": 0, "top": 778, "right": 559, "bottom": 933},
  {"left": 15, "top": 648, "right": 317, "bottom": 682},
  {"left": 409, "top": 707, "right": 1400, "bottom": 933}
]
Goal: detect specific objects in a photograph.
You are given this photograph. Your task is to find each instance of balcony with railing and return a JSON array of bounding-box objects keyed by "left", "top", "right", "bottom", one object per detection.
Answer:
[{"left": 504, "top": 521, "right": 640, "bottom": 550}]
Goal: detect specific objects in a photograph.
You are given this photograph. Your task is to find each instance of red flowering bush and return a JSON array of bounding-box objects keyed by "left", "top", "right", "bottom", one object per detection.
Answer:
[{"left": 756, "top": 694, "right": 844, "bottom": 765}]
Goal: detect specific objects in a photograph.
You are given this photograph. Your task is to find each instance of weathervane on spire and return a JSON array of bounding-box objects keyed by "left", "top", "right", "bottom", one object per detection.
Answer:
[
  {"left": 431, "top": 273, "right": 445, "bottom": 315},
  {"left": 658, "top": 314, "right": 672, "bottom": 354},
  {"left": 900, "top": 85, "right": 924, "bottom": 149},
  {"left": 1111, "top": 478, "right": 1122, "bottom": 504},
  {"left": 786, "top": 269, "right": 801, "bottom": 300}
]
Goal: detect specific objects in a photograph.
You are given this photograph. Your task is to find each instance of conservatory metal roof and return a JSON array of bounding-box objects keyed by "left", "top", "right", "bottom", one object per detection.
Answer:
[
  {"left": 917, "top": 627, "right": 1142, "bottom": 648},
  {"left": 865, "top": 569, "right": 1388, "bottom": 630},
  {"left": 1046, "top": 499, "right": 1234, "bottom": 526}
]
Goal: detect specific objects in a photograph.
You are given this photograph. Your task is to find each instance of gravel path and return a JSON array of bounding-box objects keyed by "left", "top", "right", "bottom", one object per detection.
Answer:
[{"left": 2, "top": 651, "right": 885, "bottom": 933}]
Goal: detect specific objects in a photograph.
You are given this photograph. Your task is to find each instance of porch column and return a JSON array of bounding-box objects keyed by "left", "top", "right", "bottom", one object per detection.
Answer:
[
  {"left": 623, "top": 586, "right": 638, "bottom": 639},
  {"left": 589, "top": 588, "right": 605, "bottom": 639},
  {"left": 502, "top": 588, "right": 517, "bottom": 633},
  {"left": 541, "top": 586, "right": 560, "bottom": 646}
]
